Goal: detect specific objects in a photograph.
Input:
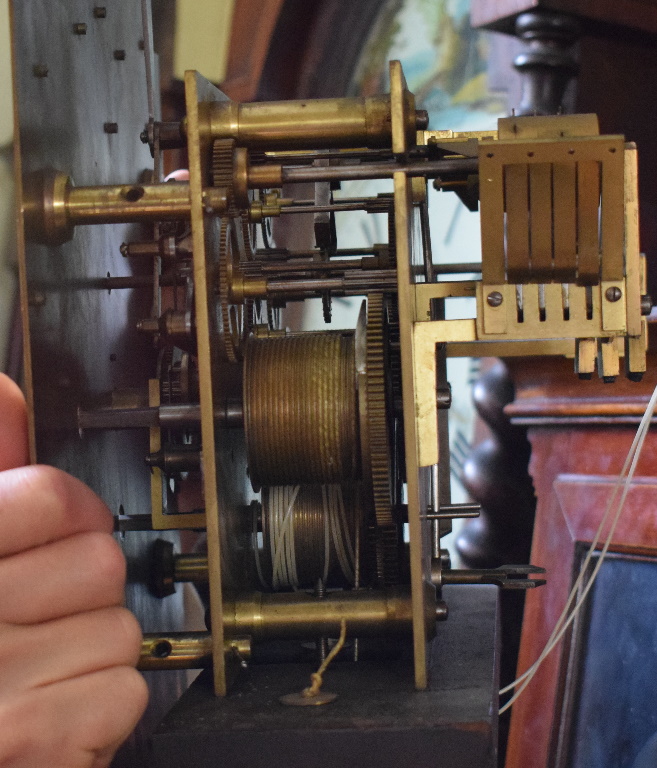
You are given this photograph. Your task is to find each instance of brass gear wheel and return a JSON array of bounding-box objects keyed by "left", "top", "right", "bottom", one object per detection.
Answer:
[
  {"left": 386, "top": 296, "right": 405, "bottom": 505},
  {"left": 218, "top": 218, "right": 243, "bottom": 362},
  {"left": 240, "top": 215, "right": 254, "bottom": 258},
  {"left": 212, "top": 138, "right": 238, "bottom": 216},
  {"left": 364, "top": 293, "right": 400, "bottom": 585},
  {"left": 214, "top": 139, "right": 257, "bottom": 361},
  {"left": 240, "top": 214, "right": 257, "bottom": 337},
  {"left": 365, "top": 293, "right": 393, "bottom": 527}
]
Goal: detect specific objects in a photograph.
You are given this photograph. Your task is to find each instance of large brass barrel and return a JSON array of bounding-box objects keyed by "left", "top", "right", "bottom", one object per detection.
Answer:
[
  {"left": 196, "top": 94, "right": 418, "bottom": 150},
  {"left": 243, "top": 332, "right": 358, "bottom": 486}
]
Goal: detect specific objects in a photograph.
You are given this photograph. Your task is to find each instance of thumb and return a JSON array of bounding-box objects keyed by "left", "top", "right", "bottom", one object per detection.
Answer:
[{"left": 0, "top": 374, "right": 28, "bottom": 471}]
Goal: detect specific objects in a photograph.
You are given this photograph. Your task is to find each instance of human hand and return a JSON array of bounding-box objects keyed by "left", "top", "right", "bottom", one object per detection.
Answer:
[{"left": 0, "top": 374, "right": 148, "bottom": 768}]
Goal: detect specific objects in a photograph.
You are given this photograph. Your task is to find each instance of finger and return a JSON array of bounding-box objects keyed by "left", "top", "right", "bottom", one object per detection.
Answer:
[
  {"left": 0, "top": 464, "right": 113, "bottom": 557},
  {"left": 0, "top": 666, "right": 148, "bottom": 768},
  {"left": 0, "top": 532, "right": 126, "bottom": 624},
  {"left": 0, "top": 606, "right": 142, "bottom": 694},
  {"left": 0, "top": 374, "right": 28, "bottom": 471}
]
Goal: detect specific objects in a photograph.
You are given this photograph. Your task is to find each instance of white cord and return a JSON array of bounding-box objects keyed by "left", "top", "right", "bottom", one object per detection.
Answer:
[
  {"left": 261, "top": 484, "right": 356, "bottom": 589},
  {"left": 322, "top": 486, "right": 331, "bottom": 583},
  {"left": 254, "top": 500, "right": 266, "bottom": 588},
  {"left": 285, "top": 486, "right": 298, "bottom": 586},
  {"left": 328, "top": 486, "right": 355, "bottom": 583},
  {"left": 500, "top": 381, "right": 657, "bottom": 715},
  {"left": 336, "top": 486, "right": 357, "bottom": 566},
  {"left": 271, "top": 485, "right": 301, "bottom": 589}
]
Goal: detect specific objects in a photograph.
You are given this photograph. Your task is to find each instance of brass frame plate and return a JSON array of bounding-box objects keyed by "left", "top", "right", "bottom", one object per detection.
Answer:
[
  {"left": 185, "top": 70, "right": 229, "bottom": 695},
  {"left": 390, "top": 61, "right": 433, "bottom": 691},
  {"left": 185, "top": 71, "right": 254, "bottom": 696}
]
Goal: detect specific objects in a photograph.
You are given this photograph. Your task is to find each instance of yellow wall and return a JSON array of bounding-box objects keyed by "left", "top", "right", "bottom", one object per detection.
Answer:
[{"left": 173, "top": 0, "right": 235, "bottom": 82}]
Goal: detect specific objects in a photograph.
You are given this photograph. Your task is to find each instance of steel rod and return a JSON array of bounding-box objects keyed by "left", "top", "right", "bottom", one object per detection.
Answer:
[
  {"left": 423, "top": 503, "right": 481, "bottom": 521},
  {"left": 281, "top": 158, "right": 478, "bottom": 184},
  {"left": 256, "top": 259, "right": 370, "bottom": 273},
  {"left": 78, "top": 402, "right": 243, "bottom": 430},
  {"left": 255, "top": 247, "right": 379, "bottom": 259},
  {"left": 281, "top": 200, "right": 392, "bottom": 214},
  {"left": 264, "top": 269, "right": 397, "bottom": 295}
]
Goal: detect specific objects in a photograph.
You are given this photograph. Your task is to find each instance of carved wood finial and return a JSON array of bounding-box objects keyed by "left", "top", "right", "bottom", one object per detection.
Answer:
[{"left": 514, "top": 10, "right": 581, "bottom": 116}]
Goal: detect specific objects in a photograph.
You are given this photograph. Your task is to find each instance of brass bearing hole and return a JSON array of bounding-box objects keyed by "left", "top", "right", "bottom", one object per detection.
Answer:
[
  {"left": 124, "top": 186, "right": 145, "bottom": 202},
  {"left": 152, "top": 640, "right": 172, "bottom": 659}
]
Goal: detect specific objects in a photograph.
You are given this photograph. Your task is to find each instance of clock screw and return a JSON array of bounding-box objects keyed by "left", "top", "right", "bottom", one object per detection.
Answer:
[
  {"left": 486, "top": 291, "right": 503, "bottom": 308},
  {"left": 605, "top": 286, "right": 622, "bottom": 302}
]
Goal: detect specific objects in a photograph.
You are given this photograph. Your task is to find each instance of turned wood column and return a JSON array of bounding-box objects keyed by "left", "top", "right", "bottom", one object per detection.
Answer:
[
  {"left": 457, "top": 360, "right": 535, "bottom": 568},
  {"left": 513, "top": 10, "right": 580, "bottom": 115}
]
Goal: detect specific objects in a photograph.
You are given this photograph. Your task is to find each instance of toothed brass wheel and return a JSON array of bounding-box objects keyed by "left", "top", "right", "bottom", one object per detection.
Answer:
[
  {"left": 212, "top": 138, "right": 238, "bottom": 216},
  {"left": 217, "top": 218, "right": 246, "bottom": 362},
  {"left": 362, "top": 293, "right": 401, "bottom": 585}
]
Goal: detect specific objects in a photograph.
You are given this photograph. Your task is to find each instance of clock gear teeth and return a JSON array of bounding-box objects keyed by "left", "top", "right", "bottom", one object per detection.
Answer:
[
  {"left": 365, "top": 292, "right": 401, "bottom": 585},
  {"left": 239, "top": 212, "right": 257, "bottom": 339},
  {"left": 218, "top": 217, "right": 240, "bottom": 363},
  {"left": 241, "top": 215, "right": 254, "bottom": 258},
  {"left": 212, "top": 138, "right": 238, "bottom": 216},
  {"left": 387, "top": 296, "right": 402, "bottom": 405},
  {"left": 216, "top": 148, "right": 255, "bottom": 362}
]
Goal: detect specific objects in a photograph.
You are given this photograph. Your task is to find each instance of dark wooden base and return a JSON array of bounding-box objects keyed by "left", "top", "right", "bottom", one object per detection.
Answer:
[{"left": 152, "top": 586, "right": 500, "bottom": 768}]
